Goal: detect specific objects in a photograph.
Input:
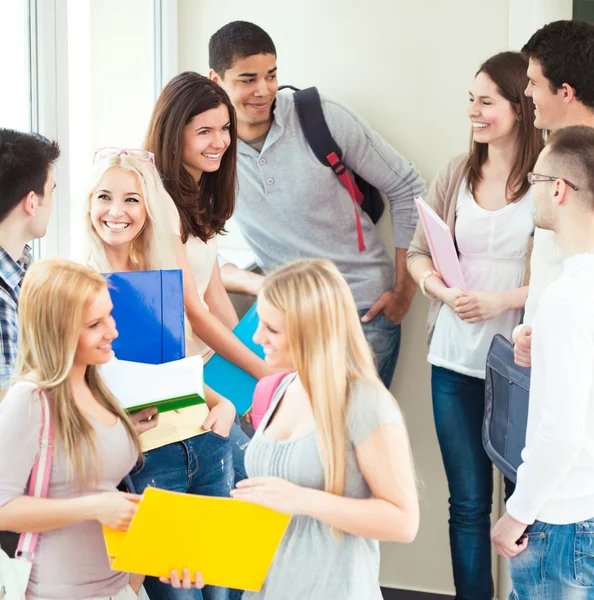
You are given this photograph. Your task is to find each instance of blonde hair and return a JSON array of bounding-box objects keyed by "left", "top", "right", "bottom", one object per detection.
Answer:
[
  {"left": 260, "top": 259, "right": 383, "bottom": 499},
  {"left": 81, "top": 154, "right": 178, "bottom": 272},
  {"left": 14, "top": 258, "right": 141, "bottom": 483}
]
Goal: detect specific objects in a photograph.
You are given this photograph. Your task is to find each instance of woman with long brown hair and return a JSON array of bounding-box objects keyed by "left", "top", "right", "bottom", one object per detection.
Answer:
[
  {"left": 145, "top": 73, "right": 275, "bottom": 485},
  {"left": 407, "top": 51, "right": 544, "bottom": 600}
]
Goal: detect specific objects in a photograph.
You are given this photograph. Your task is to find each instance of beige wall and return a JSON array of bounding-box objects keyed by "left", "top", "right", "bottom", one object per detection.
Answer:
[{"left": 177, "top": 1, "right": 509, "bottom": 594}]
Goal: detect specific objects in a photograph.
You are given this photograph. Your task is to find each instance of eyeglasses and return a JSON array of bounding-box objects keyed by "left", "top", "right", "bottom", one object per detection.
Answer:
[
  {"left": 527, "top": 172, "right": 579, "bottom": 191},
  {"left": 93, "top": 147, "right": 155, "bottom": 165}
]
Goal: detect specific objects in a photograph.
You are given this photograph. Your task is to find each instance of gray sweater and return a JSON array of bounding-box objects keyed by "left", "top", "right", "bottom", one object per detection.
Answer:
[{"left": 234, "top": 90, "right": 426, "bottom": 309}]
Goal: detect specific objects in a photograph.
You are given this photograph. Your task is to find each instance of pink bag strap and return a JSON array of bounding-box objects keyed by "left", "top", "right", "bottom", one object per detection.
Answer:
[
  {"left": 15, "top": 390, "right": 54, "bottom": 562},
  {"left": 254, "top": 372, "right": 292, "bottom": 404}
]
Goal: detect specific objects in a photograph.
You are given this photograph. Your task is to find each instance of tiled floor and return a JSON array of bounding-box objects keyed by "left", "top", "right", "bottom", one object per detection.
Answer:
[{"left": 381, "top": 588, "right": 453, "bottom": 600}]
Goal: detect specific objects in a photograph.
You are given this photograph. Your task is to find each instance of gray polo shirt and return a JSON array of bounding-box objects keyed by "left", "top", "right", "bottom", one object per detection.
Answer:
[{"left": 234, "top": 89, "right": 426, "bottom": 310}]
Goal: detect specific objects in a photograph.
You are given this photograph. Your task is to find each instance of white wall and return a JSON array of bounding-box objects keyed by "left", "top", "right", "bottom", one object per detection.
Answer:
[
  {"left": 178, "top": 1, "right": 510, "bottom": 594},
  {"left": 177, "top": 1, "right": 575, "bottom": 595}
]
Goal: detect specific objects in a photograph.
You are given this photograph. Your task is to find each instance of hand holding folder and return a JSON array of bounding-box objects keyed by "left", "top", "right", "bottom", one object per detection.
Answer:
[
  {"left": 414, "top": 196, "right": 466, "bottom": 290},
  {"left": 204, "top": 303, "right": 264, "bottom": 416},
  {"left": 103, "top": 487, "right": 290, "bottom": 592}
]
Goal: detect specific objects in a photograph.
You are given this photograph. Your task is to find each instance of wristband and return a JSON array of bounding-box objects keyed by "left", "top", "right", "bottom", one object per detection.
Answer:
[{"left": 419, "top": 269, "right": 440, "bottom": 299}]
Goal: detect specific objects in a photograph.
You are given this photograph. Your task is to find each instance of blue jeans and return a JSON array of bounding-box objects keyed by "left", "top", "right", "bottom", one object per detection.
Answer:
[
  {"left": 509, "top": 519, "right": 594, "bottom": 599},
  {"left": 130, "top": 432, "right": 234, "bottom": 600},
  {"left": 431, "top": 366, "right": 493, "bottom": 600},
  {"left": 229, "top": 419, "right": 249, "bottom": 483},
  {"left": 359, "top": 309, "right": 401, "bottom": 388}
]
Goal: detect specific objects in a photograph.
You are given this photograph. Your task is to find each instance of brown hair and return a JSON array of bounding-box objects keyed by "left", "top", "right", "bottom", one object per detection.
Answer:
[
  {"left": 465, "top": 51, "right": 544, "bottom": 203},
  {"left": 546, "top": 125, "right": 594, "bottom": 206},
  {"left": 144, "top": 72, "right": 237, "bottom": 242}
]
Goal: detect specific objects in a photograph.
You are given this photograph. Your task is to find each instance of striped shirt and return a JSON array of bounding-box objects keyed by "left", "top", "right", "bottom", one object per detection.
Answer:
[{"left": 0, "top": 245, "right": 32, "bottom": 390}]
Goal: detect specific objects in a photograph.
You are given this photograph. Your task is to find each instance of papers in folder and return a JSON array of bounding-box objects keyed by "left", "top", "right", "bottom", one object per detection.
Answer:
[
  {"left": 99, "top": 356, "right": 205, "bottom": 413},
  {"left": 414, "top": 196, "right": 466, "bottom": 290},
  {"left": 103, "top": 487, "right": 290, "bottom": 592}
]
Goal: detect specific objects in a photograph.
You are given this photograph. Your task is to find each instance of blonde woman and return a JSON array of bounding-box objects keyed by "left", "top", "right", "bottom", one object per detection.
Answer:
[
  {"left": 0, "top": 259, "right": 203, "bottom": 598},
  {"left": 79, "top": 149, "right": 245, "bottom": 600},
  {"left": 230, "top": 259, "right": 419, "bottom": 600}
]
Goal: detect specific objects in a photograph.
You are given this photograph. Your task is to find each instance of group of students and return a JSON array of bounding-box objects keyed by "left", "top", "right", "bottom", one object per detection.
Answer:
[{"left": 0, "top": 15, "right": 593, "bottom": 600}]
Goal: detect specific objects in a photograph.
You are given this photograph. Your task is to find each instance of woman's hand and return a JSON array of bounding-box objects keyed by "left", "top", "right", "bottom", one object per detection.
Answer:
[
  {"left": 454, "top": 291, "right": 507, "bottom": 323},
  {"left": 438, "top": 287, "right": 466, "bottom": 312},
  {"left": 202, "top": 398, "right": 236, "bottom": 438},
  {"left": 231, "top": 477, "right": 311, "bottom": 515},
  {"left": 159, "top": 568, "right": 204, "bottom": 590},
  {"left": 90, "top": 492, "right": 142, "bottom": 530}
]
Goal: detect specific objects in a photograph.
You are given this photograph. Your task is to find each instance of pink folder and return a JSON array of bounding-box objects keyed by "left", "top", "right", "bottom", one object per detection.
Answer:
[{"left": 414, "top": 197, "right": 466, "bottom": 290}]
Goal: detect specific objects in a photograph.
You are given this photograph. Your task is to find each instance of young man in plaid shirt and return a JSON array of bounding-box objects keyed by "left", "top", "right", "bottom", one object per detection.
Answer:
[{"left": 0, "top": 130, "right": 59, "bottom": 392}]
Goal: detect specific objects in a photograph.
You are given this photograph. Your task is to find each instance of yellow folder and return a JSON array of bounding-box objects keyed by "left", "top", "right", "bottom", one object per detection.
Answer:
[{"left": 103, "top": 487, "right": 291, "bottom": 592}]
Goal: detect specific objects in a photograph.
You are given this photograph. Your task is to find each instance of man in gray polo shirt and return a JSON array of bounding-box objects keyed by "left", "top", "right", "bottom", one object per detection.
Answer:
[{"left": 209, "top": 21, "right": 426, "bottom": 388}]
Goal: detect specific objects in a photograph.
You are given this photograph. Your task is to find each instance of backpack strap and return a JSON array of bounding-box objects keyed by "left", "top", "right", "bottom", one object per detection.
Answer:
[
  {"left": 251, "top": 372, "right": 292, "bottom": 430},
  {"left": 291, "top": 87, "right": 366, "bottom": 252},
  {"left": 15, "top": 390, "right": 54, "bottom": 563}
]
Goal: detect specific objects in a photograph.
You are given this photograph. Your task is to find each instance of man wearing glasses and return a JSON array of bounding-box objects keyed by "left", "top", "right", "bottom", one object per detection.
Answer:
[
  {"left": 513, "top": 19, "right": 594, "bottom": 366},
  {"left": 492, "top": 125, "right": 594, "bottom": 597}
]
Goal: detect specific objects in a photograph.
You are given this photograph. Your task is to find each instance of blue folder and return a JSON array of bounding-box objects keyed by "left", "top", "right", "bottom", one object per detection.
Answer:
[
  {"left": 204, "top": 303, "right": 264, "bottom": 416},
  {"left": 104, "top": 270, "right": 185, "bottom": 365}
]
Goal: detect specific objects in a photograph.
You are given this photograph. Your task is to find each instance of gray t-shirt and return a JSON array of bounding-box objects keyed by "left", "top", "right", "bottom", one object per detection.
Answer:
[
  {"left": 244, "top": 374, "right": 403, "bottom": 600},
  {"left": 234, "top": 90, "right": 426, "bottom": 310},
  {"left": 0, "top": 381, "right": 138, "bottom": 599}
]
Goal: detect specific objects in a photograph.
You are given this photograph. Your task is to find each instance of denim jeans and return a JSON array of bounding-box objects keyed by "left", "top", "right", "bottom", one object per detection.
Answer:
[
  {"left": 130, "top": 432, "right": 234, "bottom": 600},
  {"left": 431, "top": 366, "right": 494, "bottom": 600},
  {"left": 509, "top": 519, "right": 594, "bottom": 599},
  {"left": 228, "top": 419, "right": 249, "bottom": 483},
  {"left": 359, "top": 309, "right": 402, "bottom": 388}
]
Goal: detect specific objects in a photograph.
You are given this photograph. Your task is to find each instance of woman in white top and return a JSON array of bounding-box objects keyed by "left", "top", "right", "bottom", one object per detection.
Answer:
[
  {"left": 407, "top": 52, "right": 544, "bottom": 600},
  {"left": 0, "top": 259, "right": 201, "bottom": 599},
  {"left": 145, "top": 73, "right": 276, "bottom": 484}
]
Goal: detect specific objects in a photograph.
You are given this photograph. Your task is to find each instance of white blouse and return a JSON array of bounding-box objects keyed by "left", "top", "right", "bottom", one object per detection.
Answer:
[{"left": 428, "top": 181, "right": 534, "bottom": 379}]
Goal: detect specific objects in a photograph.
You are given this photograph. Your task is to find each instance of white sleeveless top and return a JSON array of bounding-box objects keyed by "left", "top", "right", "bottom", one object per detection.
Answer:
[
  {"left": 184, "top": 235, "right": 218, "bottom": 361},
  {"left": 428, "top": 181, "right": 534, "bottom": 379}
]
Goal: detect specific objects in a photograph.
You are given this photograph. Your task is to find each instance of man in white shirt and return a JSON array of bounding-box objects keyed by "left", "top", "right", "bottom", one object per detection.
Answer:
[
  {"left": 514, "top": 20, "right": 594, "bottom": 366},
  {"left": 491, "top": 126, "right": 594, "bottom": 597}
]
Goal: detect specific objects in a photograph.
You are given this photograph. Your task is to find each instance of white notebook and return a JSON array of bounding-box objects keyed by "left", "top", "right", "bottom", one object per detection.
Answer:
[{"left": 99, "top": 355, "right": 205, "bottom": 413}]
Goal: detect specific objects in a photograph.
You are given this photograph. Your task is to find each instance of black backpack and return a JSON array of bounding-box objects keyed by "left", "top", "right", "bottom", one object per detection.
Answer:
[{"left": 279, "top": 86, "right": 385, "bottom": 251}]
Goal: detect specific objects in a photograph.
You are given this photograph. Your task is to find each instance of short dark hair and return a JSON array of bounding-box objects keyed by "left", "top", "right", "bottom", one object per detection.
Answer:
[
  {"left": 0, "top": 129, "right": 60, "bottom": 224},
  {"left": 522, "top": 20, "right": 594, "bottom": 108},
  {"left": 209, "top": 21, "right": 276, "bottom": 76},
  {"left": 144, "top": 72, "right": 237, "bottom": 243},
  {"left": 546, "top": 125, "right": 594, "bottom": 207}
]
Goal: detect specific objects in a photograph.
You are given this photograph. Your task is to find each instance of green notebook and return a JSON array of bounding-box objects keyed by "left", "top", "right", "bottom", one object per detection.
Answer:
[{"left": 99, "top": 356, "right": 205, "bottom": 414}]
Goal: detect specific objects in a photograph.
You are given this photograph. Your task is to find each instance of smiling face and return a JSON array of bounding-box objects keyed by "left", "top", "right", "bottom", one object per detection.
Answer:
[
  {"left": 90, "top": 167, "right": 147, "bottom": 249},
  {"left": 73, "top": 287, "right": 118, "bottom": 368},
  {"left": 212, "top": 53, "right": 278, "bottom": 135},
  {"left": 525, "top": 58, "right": 569, "bottom": 131},
  {"left": 467, "top": 72, "right": 520, "bottom": 147},
  {"left": 181, "top": 103, "right": 231, "bottom": 181},
  {"left": 253, "top": 295, "right": 294, "bottom": 370}
]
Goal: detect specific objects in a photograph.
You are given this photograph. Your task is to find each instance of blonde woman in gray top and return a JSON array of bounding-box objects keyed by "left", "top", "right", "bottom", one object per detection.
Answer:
[{"left": 230, "top": 259, "right": 418, "bottom": 600}]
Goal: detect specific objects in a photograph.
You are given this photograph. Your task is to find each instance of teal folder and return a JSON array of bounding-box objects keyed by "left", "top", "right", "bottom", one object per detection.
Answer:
[{"left": 203, "top": 303, "right": 264, "bottom": 416}]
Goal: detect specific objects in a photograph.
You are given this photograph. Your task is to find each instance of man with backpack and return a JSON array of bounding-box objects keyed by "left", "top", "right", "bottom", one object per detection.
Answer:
[{"left": 209, "top": 21, "right": 426, "bottom": 387}]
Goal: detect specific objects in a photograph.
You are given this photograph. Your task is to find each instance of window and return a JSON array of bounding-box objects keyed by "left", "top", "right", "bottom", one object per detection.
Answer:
[{"left": 0, "top": 1, "right": 31, "bottom": 131}]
